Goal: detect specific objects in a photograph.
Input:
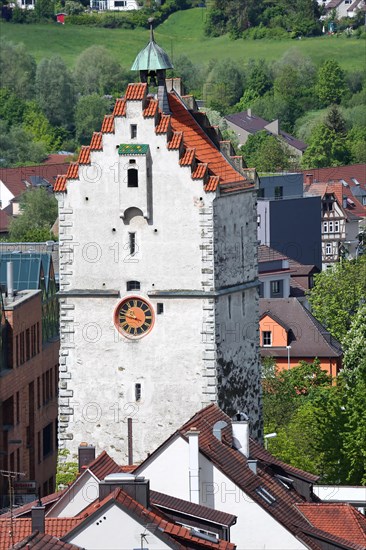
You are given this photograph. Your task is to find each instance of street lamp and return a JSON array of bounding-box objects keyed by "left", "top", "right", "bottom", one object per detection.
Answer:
[
  {"left": 286, "top": 345, "right": 291, "bottom": 370},
  {"left": 264, "top": 432, "right": 277, "bottom": 450}
]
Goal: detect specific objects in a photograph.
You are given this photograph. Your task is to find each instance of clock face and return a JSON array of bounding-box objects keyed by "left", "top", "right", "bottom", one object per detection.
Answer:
[{"left": 114, "top": 297, "right": 154, "bottom": 338}]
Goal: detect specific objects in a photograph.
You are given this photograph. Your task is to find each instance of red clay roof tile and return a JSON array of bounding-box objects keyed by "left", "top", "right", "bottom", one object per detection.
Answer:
[
  {"left": 192, "top": 163, "right": 208, "bottom": 180},
  {"left": 101, "top": 115, "right": 114, "bottom": 134},
  {"left": 66, "top": 163, "right": 79, "bottom": 180},
  {"left": 12, "top": 532, "right": 81, "bottom": 550},
  {"left": 297, "top": 503, "right": 366, "bottom": 546},
  {"left": 0, "top": 518, "right": 82, "bottom": 549},
  {"left": 113, "top": 98, "right": 126, "bottom": 117},
  {"left": 86, "top": 450, "right": 122, "bottom": 480},
  {"left": 77, "top": 146, "right": 90, "bottom": 165},
  {"left": 168, "top": 131, "right": 183, "bottom": 150},
  {"left": 54, "top": 175, "right": 67, "bottom": 192},
  {"left": 90, "top": 132, "right": 102, "bottom": 151},
  {"left": 180, "top": 148, "right": 195, "bottom": 166},
  {"left": 205, "top": 175, "right": 220, "bottom": 192},
  {"left": 125, "top": 82, "right": 147, "bottom": 101},
  {"left": 143, "top": 98, "right": 158, "bottom": 118},
  {"left": 155, "top": 114, "right": 171, "bottom": 134}
]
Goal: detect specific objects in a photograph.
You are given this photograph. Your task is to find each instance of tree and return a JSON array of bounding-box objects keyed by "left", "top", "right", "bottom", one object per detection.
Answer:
[
  {"left": 241, "top": 131, "right": 294, "bottom": 171},
  {"left": 75, "top": 94, "right": 112, "bottom": 144},
  {"left": 204, "top": 60, "right": 244, "bottom": 112},
  {"left": 34, "top": 0, "right": 55, "bottom": 19},
  {"left": 308, "top": 255, "right": 366, "bottom": 344},
  {"left": 315, "top": 60, "right": 348, "bottom": 107},
  {"left": 73, "top": 46, "right": 131, "bottom": 97},
  {"left": 8, "top": 187, "right": 58, "bottom": 242},
  {"left": 0, "top": 88, "right": 27, "bottom": 127},
  {"left": 245, "top": 59, "right": 272, "bottom": 96},
  {"left": 23, "top": 101, "right": 62, "bottom": 152},
  {"left": 0, "top": 40, "right": 36, "bottom": 99},
  {"left": 35, "top": 57, "right": 75, "bottom": 128},
  {"left": 168, "top": 54, "right": 204, "bottom": 95},
  {"left": 0, "top": 121, "right": 47, "bottom": 168}
]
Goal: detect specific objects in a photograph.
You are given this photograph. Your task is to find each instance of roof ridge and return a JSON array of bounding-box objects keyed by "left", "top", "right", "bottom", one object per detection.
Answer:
[{"left": 300, "top": 302, "right": 342, "bottom": 356}]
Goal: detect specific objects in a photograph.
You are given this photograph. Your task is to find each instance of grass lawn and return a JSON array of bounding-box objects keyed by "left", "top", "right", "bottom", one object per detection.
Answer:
[{"left": 0, "top": 8, "right": 364, "bottom": 71}]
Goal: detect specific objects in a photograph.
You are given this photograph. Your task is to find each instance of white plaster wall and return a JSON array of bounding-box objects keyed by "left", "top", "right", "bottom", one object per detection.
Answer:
[
  {"left": 139, "top": 437, "right": 306, "bottom": 549},
  {"left": 259, "top": 273, "right": 291, "bottom": 298},
  {"left": 47, "top": 472, "right": 99, "bottom": 517},
  {"left": 66, "top": 503, "right": 172, "bottom": 550},
  {"left": 0, "top": 181, "right": 14, "bottom": 210}
]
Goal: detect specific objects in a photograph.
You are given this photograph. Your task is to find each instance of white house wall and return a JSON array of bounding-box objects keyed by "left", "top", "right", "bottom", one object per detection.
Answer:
[
  {"left": 0, "top": 181, "right": 14, "bottom": 210},
  {"left": 66, "top": 502, "right": 172, "bottom": 549},
  {"left": 47, "top": 471, "right": 99, "bottom": 518}
]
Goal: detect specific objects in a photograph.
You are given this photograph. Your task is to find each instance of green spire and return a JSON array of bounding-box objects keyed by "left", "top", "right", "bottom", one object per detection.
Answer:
[{"left": 131, "top": 23, "right": 173, "bottom": 72}]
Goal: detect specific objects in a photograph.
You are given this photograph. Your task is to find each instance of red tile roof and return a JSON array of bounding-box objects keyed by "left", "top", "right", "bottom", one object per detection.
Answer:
[
  {"left": 0, "top": 209, "right": 10, "bottom": 233},
  {"left": 0, "top": 489, "right": 67, "bottom": 519},
  {"left": 168, "top": 131, "right": 183, "bottom": 150},
  {"left": 42, "top": 154, "right": 73, "bottom": 165},
  {"left": 192, "top": 163, "right": 208, "bottom": 180},
  {"left": 90, "top": 132, "right": 102, "bottom": 151},
  {"left": 180, "top": 148, "right": 195, "bottom": 166},
  {"left": 205, "top": 175, "right": 220, "bottom": 192},
  {"left": 0, "top": 518, "right": 82, "bottom": 549},
  {"left": 66, "top": 163, "right": 79, "bottom": 180},
  {"left": 54, "top": 175, "right": 67, "bottom": 193},
  {"left": 113, "top": 98, "right": 126, "bottom": 117},
  {"left": 83, "top": 450, "right": 122, "bottom": 480},
  {"left": 169, "top": 93, "right": 247, "bottom": 188},
  {"left": 143, "top": 98, "right": 158, "bottom": 118},
  {"left": 297, "top": 503, "right": 366, "bottom": 546},
  {"left": 77, "top": 146, "right": 90, "bottom": 166},
  {"left": 12, "top": 532, "right": 82, "bottom": 550},
  {"left": 155, "top": 114, "right": 171, "bottom": 134},
  {"left": 101, "top": 114, "right": 114, "bottom": 134},
  {"left": 305, "top": 180, "right": 366, "bottom": 220},
  {"left": 125, "top": 82, "right": 147, "bottom": 101},
  {"left": 302, "top": 164, "right": 366, "bottom": 188},
  {"left": 72, "top": 488, "right": 235, "bottom": 550},
  {"left": 0, "top": 164, "right": 69, "bottom": 198}
]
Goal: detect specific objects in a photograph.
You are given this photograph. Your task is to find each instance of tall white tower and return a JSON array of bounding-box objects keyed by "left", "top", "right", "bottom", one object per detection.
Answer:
[{"left": 55, "top": 34, "right": 261, "bottom": 463}]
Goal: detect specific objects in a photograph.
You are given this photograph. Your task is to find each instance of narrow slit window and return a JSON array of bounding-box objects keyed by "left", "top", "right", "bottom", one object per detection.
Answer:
[
  {"left": 228, "top": 295, "right": 231, "bottom": 319},
  {"left": 135, "top": 383, "right": 141, "bottom": 401},
  {"left": 130, "top": 124, "right": 137, "bottom": 139},
  {"left": 127, "top": 168, "right": 138, "bottom": 188},
  {"left": 157, "top": 303, "right": 164, "bottom": 315},
  {"left": 129, "top": 233, "right": 136, "bottom": 255}
]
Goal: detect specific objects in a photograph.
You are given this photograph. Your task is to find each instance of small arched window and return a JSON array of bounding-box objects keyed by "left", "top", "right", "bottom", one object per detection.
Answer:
[
  {"left": 128, "top": 168, "right": 138, "bottom": 188},
  {"left": 127, "top": 281, "right": 140, "bottom": 291}
]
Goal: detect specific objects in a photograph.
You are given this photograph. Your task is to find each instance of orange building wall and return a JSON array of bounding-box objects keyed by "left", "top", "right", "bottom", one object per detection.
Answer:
[{"left": 260, "top": 315, "right": 288, "bottom": 347}]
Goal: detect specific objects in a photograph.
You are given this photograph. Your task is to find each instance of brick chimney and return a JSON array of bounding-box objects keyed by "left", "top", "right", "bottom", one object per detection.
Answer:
[
  {"left": 305, "top": 174, "right": 314, "bottom": 186},
  {"left": 78, "top": 442, "right": 95, "bottom": 472}
]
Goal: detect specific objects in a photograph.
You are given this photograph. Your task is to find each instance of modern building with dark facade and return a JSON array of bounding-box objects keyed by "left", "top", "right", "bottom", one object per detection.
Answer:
[{"left": 0, "top": 253, "right": 59, "bottom": 510}]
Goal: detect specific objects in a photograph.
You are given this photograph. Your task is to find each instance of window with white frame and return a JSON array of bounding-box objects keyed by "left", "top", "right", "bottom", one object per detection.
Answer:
[
  {"left": 262, "top": 331, "right": 272, "bottom": 346},
  {"left": 329, "top": 221, "right": 334, "bottom": 233},
  {"left": 326, "top": 243, "right": 332, "bottom": 256},
  {"left": 323, "top": 221, "right": 328, "bottom": 233},
  {"left": 271, "top": 280, "right": 281, "bottom": 295},
  {"left": 334, "top": 220, "right": 340, "bottom": 232}
]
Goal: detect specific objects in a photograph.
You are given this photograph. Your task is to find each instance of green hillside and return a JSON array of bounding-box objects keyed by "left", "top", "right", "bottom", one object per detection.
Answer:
[{"left": 0, "top": 8, "right": 364, "bottom": 71}]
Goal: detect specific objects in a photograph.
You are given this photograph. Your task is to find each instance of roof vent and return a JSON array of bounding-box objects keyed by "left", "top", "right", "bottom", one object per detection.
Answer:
[{"left": 212, "top": 420, "right": 228, "bottom": 442}]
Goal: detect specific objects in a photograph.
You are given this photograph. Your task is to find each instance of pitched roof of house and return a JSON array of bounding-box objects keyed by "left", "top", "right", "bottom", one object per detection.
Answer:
[
  {"left": 303, "top": 165, "right": 366, "bottom": 191},
  {"left": 0, "top": 163, "right": 69, "bottom": 199},
  {"left": 12, "top": 531, "right": 82, "bottom": 550},
  {"left": 0, "top": 489, "right": 67, "bottom": 519},
  {"left": 0, "top": 209, "right": 10, "bottom": 233},
  {"left": 260, "top": 298, "right": 343, "bottom": 358},
  {"left": 68, "top": 487, "right": 235, "bottom": 550},
  {"left": 55, "top": 84, "right": 254, "bottom": 195},
  {"left": 297, "top": 503, "right": 366, "bottom": 546},
  {"left": 0, "top": 518, "right": 83, "bottom": 549},
  {"left": 304, "top": 180, "right": 366, "bottom": 221},
  {"left": 150, "top": 490, "right": 237, "bottom": 528},
  {"left": 258, "top": 244, "right": 288, "bottom": 263},
  {"left": 225, "top": 110, "right": 307, "bottom": 152},
  {"left": 325, "top": 0, "right": 344, "bottom": 8}
]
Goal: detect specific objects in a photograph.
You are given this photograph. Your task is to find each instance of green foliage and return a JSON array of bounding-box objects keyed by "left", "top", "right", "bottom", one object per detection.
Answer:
[
  {"left": 308, "top": 255, "right": 366, "bottom": 343},
  {"left": 35, "top": 56, "right": 75, "bottom": 127},
  {"left": 8, "top": 187, "right": 58, "bottom": 242},
  {"left": 0, "top": 39, "right": 36, "bottom": 99},
  {"left": 56, "top": 449, "right": 78, "bottom": 489},
  {"left": 0, "top": 121, "right": 48, "bottom": 167},
  {"left": 34, "top": 0, "right": 56, "bottom": 20},
  {"left": 75, "top": 94, "right": 112, "bottom": 144},
  {"left": 64, "top": 0, "right": 84, "bottom": 14},
  {"left": 241, "top": 131, "right": 294, "bottom": 171},
  {"left": 204, "top": 59, "right": 244, "bottom": 112},
  {"left": 347, "top": 125, "right": 366, "bottom": 163},
  {"left": 315, "top": 59, "right": 348, "bottom": 106},
  {"left": 167, "top": 54, "right": 204, "bottom": 95},
  {"left": 0, "top": 88, "right": 27, "bottom": 127},
  {"left": 23, "top": 101, "right": 63, "bottom": 152},
  {"left": 73, "top": 46, "right": 132, "bottom": 96}
]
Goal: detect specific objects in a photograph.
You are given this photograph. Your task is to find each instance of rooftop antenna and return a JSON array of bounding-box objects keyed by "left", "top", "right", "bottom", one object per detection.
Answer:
[{"left": 0, "top": 469, "right": 26, "bottom": 546}]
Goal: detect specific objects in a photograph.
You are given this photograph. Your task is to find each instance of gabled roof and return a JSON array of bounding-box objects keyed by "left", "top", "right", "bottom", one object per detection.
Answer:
[
  {"left": 259, "top": 298, "right": 343, "bottom": 358},
  {"left": 12, "top": 531, "right": 82, "bottom": 550},
  {"left": 302, "top": 164, "right": 366, "bottom": 189},
  {"left": 0, "top": 518, "right": 83, "bottom": 549},
  {"left": 85, "top": 450, "right": 122, "bottom": 480},
  {"left": 297, "top": 503, "right": 366, "bottom": 546},
  {"left": 55, "top": 84, "right": 253, "bottom": 195},
  {"left": 0, "top": 489, "right": 67, "bottom": 519},
  {"left": 67, "top": 487, "right": 235, "bottom": 550},
  {"left": 0, "top": 163, "right": 69, "bottom": 198},
  {"left": 304, "top": 180, "right": 366, "bottom": 221}
]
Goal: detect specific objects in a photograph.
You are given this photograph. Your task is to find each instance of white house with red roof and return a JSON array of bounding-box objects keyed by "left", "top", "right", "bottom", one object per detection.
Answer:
[{"left": 54, "top": 32, "right": 261, "bottom": 464}]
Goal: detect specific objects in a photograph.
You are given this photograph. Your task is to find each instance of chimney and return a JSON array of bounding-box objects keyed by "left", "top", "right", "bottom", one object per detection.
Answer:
[
  {"left": 78, "top": 442, "right": 95, "bottom": 472},
  {"left": 31, "top": 500, "right": 45, "bottom": 533},
  {"left": 247, "top": 459, "right": 257, "bottom": 475},
  {"left": 213, "top": 420, "right": 228, "bottom": 442},
  {"left": 247, "top": 108, "right": 252, "bottom": 117},
  {"left": 6, "top": 262, "right": 14, "bottom": 299},
  {"left": 232, "top": 420, "right": 250, "bottom": 458},
  {"left": 99, "top": 474, "right": 150, "bottom": 509},
  {"left": 305, "top": 174, "right": 314, "bottom": 186},
  {"left": 186, "top": 428, "right": 200, "bottom": 504}
]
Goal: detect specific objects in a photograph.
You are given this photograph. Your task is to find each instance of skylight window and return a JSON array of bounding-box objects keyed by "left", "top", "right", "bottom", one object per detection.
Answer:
[{"left": 255, "top": 486, "right": 276, "bottom": 505}]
